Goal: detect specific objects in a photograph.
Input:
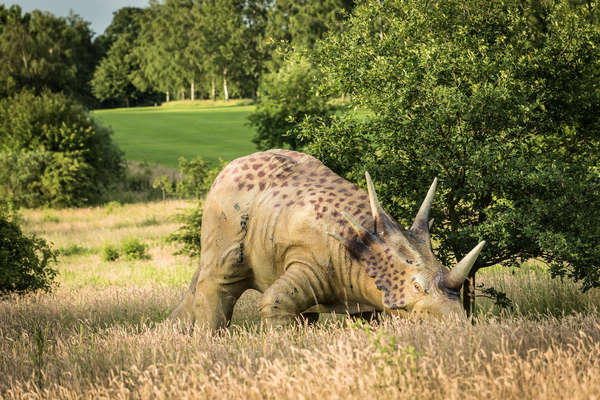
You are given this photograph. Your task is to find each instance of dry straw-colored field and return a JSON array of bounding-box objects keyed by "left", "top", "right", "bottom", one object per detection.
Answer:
[{"left": 1, "top": 200, "right": 600, "bottom": 399}]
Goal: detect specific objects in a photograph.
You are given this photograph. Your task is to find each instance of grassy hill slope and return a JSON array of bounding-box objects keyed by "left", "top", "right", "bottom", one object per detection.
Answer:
[{"left": 93, "top": 101, "right": 258, "bottom": 167}]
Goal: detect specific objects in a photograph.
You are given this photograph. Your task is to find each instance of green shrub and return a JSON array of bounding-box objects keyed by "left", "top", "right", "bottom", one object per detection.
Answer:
[
  {"left": 176, "top": 156, "right": 209, "bottom": 199},
  {"left": 0, "top": 204, "right": 57, "bottom": 295},
  {"left": 59, "top": 244, "right": 94, "bottom": 257},
  {"left": 101, "top": 244, "right": 120, "bottom": 262},
  {"left": 168, "top": 203, "right": 203, "bottom": 258},
  {"left": 104, "top": 201, "right": 122, "bottom": 215},
  {"left": 248, "top": 50, "right": 336, "bottom": 150},
  {"left": 0, "top": 90, "right": 124, "bottom": 208},
  {"left": 121, "top": 238, "right": 150, "bottom": 260},
  {"left": 152, "top": 175, "right": 175, "bottom": 201},
  {"left": 167, "top": 161, "right": 226, "bottom": 258}
]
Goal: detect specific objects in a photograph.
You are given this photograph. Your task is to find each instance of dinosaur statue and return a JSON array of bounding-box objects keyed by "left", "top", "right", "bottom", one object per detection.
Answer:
[{"left": 171, "top": 149, "right": 485, "bottom": 329}]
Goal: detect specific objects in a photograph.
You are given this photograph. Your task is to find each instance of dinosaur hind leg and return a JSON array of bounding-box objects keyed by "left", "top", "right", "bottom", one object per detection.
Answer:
[{"left": 259, "top": 263, "right": 332, "bottom": 328}]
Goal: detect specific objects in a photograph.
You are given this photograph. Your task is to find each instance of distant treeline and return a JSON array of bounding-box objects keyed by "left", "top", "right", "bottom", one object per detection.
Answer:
[{"left": 0, "top": 1, "right": 355, "bottom": 109}]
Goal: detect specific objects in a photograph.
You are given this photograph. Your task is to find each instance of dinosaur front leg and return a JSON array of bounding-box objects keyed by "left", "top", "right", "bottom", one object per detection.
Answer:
[{"left": 259, "top": 263, "right": 332, "bottom": 328}]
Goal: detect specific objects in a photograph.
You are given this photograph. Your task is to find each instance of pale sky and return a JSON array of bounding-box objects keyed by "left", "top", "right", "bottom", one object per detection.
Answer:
[{"left": 2, "top": 0, "right": 150, "bottom": 36}]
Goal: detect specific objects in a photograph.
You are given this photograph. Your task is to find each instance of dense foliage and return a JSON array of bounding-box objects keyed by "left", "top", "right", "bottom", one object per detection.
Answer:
[
  {"left": 301, "top": 0, "right": 600, "bottom": 300},
  {"left": 91, "top": 7, "right": 160, "bottom": 108},
  {"left": 249, "top": 51, "right": 336, "bottom": 150},
  {"left": 0, "top": 4, "right": 100, "bottom": 107},
  {"left": 0, "top": 204, "right": 57, "bottom": 295},
  {"left": 0, "top": 91, "right": 124, "bottom": 207}
]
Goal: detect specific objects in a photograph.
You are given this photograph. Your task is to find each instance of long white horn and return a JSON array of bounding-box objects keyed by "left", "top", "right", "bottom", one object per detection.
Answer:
[
  {"left": 365, "top": 171, "right": 400, "bottom": 235},
  {"left": 444, "top": 241, "right": 486, "bottom": 290},
  {"left": 410, "top": 177, "right": 438, "bottom": 234},
  {"left": 365, "top": 171, "right": 382, "bottom": 220}
]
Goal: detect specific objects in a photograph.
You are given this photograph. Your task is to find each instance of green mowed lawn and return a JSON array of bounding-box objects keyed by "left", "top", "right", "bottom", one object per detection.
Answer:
[{"left": 93, "top": 103, "right": 259, "bottom": 167}]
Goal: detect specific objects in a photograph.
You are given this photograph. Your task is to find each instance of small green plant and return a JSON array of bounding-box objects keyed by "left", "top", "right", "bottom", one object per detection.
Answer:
[
  {"left": 59, "top": 244, "right": 94, "bottom": 257},
  {"left": 105, "top": 201, "right": 122, "bottom": 215},
  {"left": 121, "top": 238, "right": 150, "bottom": 260},
  {"left": 153, "top": 175, "right": 174, "bottom": 201},
  {"left": 350, "top": 319, "right": 422, "bottom": 376},
  {"left": 101, "top": 244, "right": 120, "bottom": 262},
  {"left": 167, "top": 203, "right": 203, "bottom": 258},
  {"left": 176, "top": 156, "right": 209, "bottom": 199},
  {"left": 138, "top": 216, "right": 159, "bottom": 227}
]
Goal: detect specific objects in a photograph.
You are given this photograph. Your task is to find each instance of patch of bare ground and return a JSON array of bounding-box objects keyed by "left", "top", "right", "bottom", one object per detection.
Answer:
[{"left": 1, "top": 200, "right": 599, "bottom": 399}]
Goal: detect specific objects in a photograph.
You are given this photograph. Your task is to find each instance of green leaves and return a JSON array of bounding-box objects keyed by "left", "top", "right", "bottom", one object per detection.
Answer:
[
  {"left": 0, "top": 91, "right": 124, "bottom": 208},
  {"left": 303, "top": 0, "right": 600, "bottom": 289},
  {"left": 249, "top": 51, "right": 336, "bottom": 150},
  {"left": 0, "top": 204, "right": 57, "bottom": 295}
]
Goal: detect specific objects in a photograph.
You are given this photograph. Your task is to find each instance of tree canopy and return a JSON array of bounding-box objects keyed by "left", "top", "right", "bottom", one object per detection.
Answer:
[
  {"left": 0, "top": 4, "right": 99, "bottom": 106},
  {"left": 299, "top": 0, "right": 600, "bottom": 306}
]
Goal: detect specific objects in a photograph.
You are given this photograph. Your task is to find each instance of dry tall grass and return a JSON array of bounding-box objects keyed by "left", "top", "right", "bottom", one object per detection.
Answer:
[{"left": 1, "top": 201, "right": 599, "bottom": 399}]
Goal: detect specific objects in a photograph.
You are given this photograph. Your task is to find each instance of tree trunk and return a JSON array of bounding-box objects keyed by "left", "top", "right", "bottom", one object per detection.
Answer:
[
  {"left": 180, "top": 87, "right": 185, "bottom": 100},
  {"left": 223, "top": 67, "right": 229, "bottom": 102},
  {"left": 166, "top": 91, "right": 170, "bottom": 102},
  {"left": 211, "top": 77, "right": 216, "bottom": 101},
  {"left": 462, "top": 270, "right": 476, "bottom": 317},
  {"left": 191, "top": 81, "right": 195, "bottom": 101}
]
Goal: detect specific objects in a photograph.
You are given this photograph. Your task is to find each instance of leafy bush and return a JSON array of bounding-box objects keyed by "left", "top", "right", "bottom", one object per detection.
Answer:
[
  {"left": 168, "top": 203, "right": 203, "bottom": 258},
  {"left": 59, "top": 244, "right": 93, "bottom": 257},
  {"left": 0, "top": 90, "right": 124, "bottom": 207},
  {"left": 0, "top": 204, "right": 57, "bottom": 295},
  {"left": 121, "top": 238, "right": 150, "bottom": 260},
  {"left": 301, "top": 0, "right": 600, "bottom": 303},
  {"left": 101, "top": 244, "right": 120, "bottom": 262},
  {"left": 152, "top": 175, "right": 175, "bottom": 201},
  {"left": 168, "top": 160, "right": 228, "bottom": 258},
  {"left": 176, "top": 156, "right": 209, "bottom": 199},
  {"left": 248, "top": 50, "right": 336, "bottom": 150}
]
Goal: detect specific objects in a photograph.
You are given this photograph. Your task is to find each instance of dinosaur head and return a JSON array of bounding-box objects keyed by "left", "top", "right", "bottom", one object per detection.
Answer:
[{"left": 329, "top": 173, "right": 485, "bottom": 318}]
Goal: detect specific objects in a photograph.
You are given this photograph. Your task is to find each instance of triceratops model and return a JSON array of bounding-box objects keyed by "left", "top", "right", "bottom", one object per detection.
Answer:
[{"left": 171, "top": 149, "right": 485, "bottom": 329}]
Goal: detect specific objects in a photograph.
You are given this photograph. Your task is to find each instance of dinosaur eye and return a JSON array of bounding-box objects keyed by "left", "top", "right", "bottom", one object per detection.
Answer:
[{"left": 413, "top": 282, "right": 423, "bottom": 293}]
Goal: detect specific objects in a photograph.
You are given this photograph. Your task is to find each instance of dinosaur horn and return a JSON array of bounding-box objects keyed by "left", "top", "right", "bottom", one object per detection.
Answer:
[
  {"left": 365, "top": 171, "right": 397, "bottom": 234},
  {"left": 365, "top": 171, "right": 382, "bottom": 220},
  {"left": 327, "top": 232, "right": 346, "bottom": 242},
  {"left": 444, "top": 241, "right": 486, "bottom": 290},
  {"left": 410, "top": 178, "right": 438, "bottom": 238},
  {"left": 341, "top": 211, "right": 375, "bottom": 242}
]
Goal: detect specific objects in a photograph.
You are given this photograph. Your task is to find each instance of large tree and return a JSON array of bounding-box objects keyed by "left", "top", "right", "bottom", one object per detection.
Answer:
[
  {"left": 0, "top": 5, "right": 98, "bottom": 106},
  {"left": 266, "top": 0, "right": 355, "bottom": 50},
  {"left": 134, "top": 0, "right": 190, "bottom": 102},
  {"left": 91, "top": 7, "right": 160, "bottom": 107},
  {"left": 301, "top": 0, "right": 600, "bottom": 312}
]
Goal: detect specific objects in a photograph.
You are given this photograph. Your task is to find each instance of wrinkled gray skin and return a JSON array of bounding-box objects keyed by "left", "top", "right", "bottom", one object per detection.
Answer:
[{"left": 171, "top": 150, "right": 485, "bottom": 329}]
